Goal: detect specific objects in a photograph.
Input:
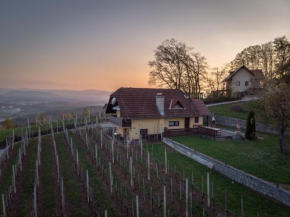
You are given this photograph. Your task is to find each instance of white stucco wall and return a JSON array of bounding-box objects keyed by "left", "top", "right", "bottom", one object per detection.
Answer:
[
  {"left": 231, "top": 68, "right": 254, "bottom": 93},
  {"left": 128, "top": 117, "right": 203, "bottom": 140}
]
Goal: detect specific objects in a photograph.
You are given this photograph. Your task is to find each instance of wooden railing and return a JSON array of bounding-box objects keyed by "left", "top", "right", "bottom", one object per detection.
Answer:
[
  {"left": 108, "top": 116, "right": 131, "bottom": 127},
  {"left": 163, "top": 128, "right": 199, "bottom": 137}
]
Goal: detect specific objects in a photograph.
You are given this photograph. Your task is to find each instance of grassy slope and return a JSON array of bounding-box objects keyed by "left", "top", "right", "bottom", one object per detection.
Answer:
[
  {"left": 16, "top": 138, "right": 38, "bottom": 216},
  {"left": 208, "top": 101, "right": 263, "bottom": 120},
  {"left": 173, "top": 135, "right": 290, "bottom": 185},
  {"left": 146, "top": 143, "right": 290, "bottom": 217},
  {"left": 0, "top": 142, "right": 21, "bottom": 214},
  {"left": 54, "top": 133, "right": 89, "bottom": 217},
  {"left": 41, "top": 136, "right": 57, "bottom": 217},
  {"left": 69, "top": 132, "right": 117, "bottom": 217}
]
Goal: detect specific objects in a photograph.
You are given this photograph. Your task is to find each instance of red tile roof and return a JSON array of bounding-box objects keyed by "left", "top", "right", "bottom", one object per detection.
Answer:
[
  {"left": 192, "top": 99, "right": 211, "bottom": 116},
  {"left": 105, "top": 88, "right": 210, "bottom": 119},
  {"left": 171, "top": 99, "right": 184, "bottom": 109}
]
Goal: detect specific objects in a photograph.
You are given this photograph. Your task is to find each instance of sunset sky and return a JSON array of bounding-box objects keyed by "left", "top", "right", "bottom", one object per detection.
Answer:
[{"left": 0, "top": 0, "right": 289, "bottom": 91}]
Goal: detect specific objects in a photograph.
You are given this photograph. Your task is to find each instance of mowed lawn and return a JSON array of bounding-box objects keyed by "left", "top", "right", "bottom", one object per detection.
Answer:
[
  {"left": 208, "top": 100, "right": 263, "bottom": 120},
  {"left": 173, "top": 134, "right": 290, "bottom": 187},
  {"left": 146, "top": 143, "right": 290, "bottom": 217}
]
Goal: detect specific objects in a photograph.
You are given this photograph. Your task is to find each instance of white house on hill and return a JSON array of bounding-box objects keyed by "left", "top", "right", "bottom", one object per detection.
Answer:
[{"left": 223, "top": 65, "right": 264, "bottom": 96}]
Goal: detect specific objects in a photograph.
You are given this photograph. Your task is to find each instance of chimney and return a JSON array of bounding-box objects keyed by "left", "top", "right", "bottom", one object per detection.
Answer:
[{"left": 155, "top": 93, "right": 165, "bottom": 115}]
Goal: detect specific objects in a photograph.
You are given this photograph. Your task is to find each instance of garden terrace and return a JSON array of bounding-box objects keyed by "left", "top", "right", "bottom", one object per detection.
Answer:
[
  {"left": 172, "top": 134, "right": 290, "bottom": 188},
  {"left": 208, "top": 101, "right": 263, "bottom": 120}
]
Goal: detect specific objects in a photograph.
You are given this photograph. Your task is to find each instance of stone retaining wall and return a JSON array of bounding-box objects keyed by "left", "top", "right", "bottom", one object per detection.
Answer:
[
  {"left": 163, "top": 137, "right": 290, "bottom": 207},
  {"left": 214, "top": 115, "right": 290, "bottom": 136}
]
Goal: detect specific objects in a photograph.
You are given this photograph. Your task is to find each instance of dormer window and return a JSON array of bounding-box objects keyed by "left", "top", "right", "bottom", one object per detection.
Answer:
[{"left": 170, "top": 100, "right": 184, "bottom": 109}]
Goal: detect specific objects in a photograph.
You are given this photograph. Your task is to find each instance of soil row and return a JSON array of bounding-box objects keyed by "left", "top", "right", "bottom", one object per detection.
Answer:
[{"left": 86, "top": 128, "right": 234, "bottom": 217}]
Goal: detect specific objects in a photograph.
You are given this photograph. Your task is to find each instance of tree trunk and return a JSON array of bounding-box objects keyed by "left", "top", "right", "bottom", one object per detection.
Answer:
[{"left": 278, "top": 128, "right": 287, "bottom": 154}]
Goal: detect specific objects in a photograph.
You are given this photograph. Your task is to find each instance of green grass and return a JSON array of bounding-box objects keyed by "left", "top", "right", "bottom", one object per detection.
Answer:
[
  {"left": 208, "top": 100, "right": 263, "bottom": 120},
  {"left": 54, "top": 133, "right": 89, "bottom": 217},
  {"left": 0, "top": 142, "right": 22, "bottom": 213},
  {"left": 16, "top": 138, "right": 38, "bottom": 216},
  {"left": 68, "top": 132, "right": 118, "bottom": 216},
  {"left": 41, "top": 136, "right": 57, "bottom": 217},
  {"left": 173, "top": 135, "right": 290, "bottom": 186},
  {"left": 145, "top": 143, "right": 290, "bottom": 217}
]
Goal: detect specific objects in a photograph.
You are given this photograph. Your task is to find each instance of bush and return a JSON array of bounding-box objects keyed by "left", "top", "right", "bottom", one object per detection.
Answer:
[
  {"left": 230, "top": 105, "right": 244, "bottom": 112},
  {"left": 1, "top": 118, "right": 15, "bottom": 129},
  {"left": 245, "top": 111, "right": 257, "bottom": 140},
  {"left": 204, "top": 96, "right": 241, "bottom": 104}
]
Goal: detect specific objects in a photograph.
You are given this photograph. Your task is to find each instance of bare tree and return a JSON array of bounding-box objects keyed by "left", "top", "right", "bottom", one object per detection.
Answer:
[
  {"left": 205, "top": 64, "right": 229, "bottom": 98},
  {"left": 230, "top": 36, "right": 290, "bottom": 81},
  {"left": 148, "top": 39, "right": 189, "bottom": 89},
  {"left": 273, "top": 36, "right": 290, "bottom": 80},
  {"left": 260, "top": 42, "right": 275, "bottom": 79},
  {"left": 148, "top": 39, "right": 207, "bottom": 98},
  {"left": 261, "top": 82, "right": 290, "bottom": 154}
]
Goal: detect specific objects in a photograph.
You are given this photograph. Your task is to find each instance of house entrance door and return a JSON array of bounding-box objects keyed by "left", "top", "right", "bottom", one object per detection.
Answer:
[
  {"left": 140, "top": 129, "right": 148, "bottom": 140},
  {"left": 185, "top": 118, "right": 190, "bottom": 131}
]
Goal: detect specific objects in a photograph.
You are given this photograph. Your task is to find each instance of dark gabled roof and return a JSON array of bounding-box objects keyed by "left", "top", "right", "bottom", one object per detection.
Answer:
[
  {"left": 223, "top": 65, "right": 264, "bottom": 82},
  {"left": 192, "top": 99, "right": 211, "bottom": 116},
  {"left": 251, "top": 69, "right": 264, "bottom": 78},
  {"left": 105, "top": 88, "right": 209, "bottom": 119},
  {"left": 171, "top": 99, "right": 184, "bottom": 109}
]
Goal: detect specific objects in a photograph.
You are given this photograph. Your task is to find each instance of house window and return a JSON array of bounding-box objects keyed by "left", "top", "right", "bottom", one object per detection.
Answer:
[
  {"left": 169, "top": 121, "right": 179, "bottom": 126},
  {"left": 245, "top": 81, "right": 249, "bottom": 86},
  {"left": 195, "top": 117, "right": 199, "bottom": 123},
  {"left": 236, "top": 81, "right": 240, "bottom": 86}
]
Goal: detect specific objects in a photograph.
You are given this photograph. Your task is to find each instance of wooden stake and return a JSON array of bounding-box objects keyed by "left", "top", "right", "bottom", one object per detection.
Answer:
[
  {"left": 207, "top": 172, "right": 210, "bottom": 207},
  {"left": 33, "top": 183, "right": 37, "bottom": 217},
  {"left": 61, "top": 178, "right": 65, "bottom": 216},
  {"left": 101, "top": 129, "right": 103, "bottom": 149},
  {"left": 127, "top": 140, "right": 129, "bottom": 159},
  {"left": 2, "top": 194, "right": 6, "bottom": 217},
  {"left": 86, "top": 170, "right": 90, "bottom": 202},
  {"left": 76, "top": 150, "right": 79, "bottom": 175},
  {"left": 165, "top": 148, "right": 167, "bottom": 175},
  {"left": 109, "top": 163, "right": 113, "bottom": 193},
  {"left": 95, "top": 145, "right": 98, "bottom": 167},
  {"left": 12, "top": 166, "right": 16, "bottom": 193},
  {"left": 136, "top": 195, "right": 139, "bottom": 217},
  {"left": 186, "top": 178, "right": 188, "bottom": 217},
  {"left": 150, "top": 187, "right": 153, "bottom": 211},
  {"left": 163, "top": 185, "right": 166, "bottom": 217},
  {"left": 112, "top": 139, "right": 114, "bottom": 164},
  {"left": 147, "top": 152, "right": 150, "bottom": 181},
  {"left": 130, "top": 157, "right": 133, "bottom": 186}
]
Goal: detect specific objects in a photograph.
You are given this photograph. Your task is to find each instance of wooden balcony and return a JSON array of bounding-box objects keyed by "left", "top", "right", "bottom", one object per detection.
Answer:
[{"left": 108, "top": 116, "right": 131, "bottom": 127}]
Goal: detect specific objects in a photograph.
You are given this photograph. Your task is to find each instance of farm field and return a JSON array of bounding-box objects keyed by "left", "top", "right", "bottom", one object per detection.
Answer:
[
  {"left": 1, "top": 124, "right": 290, "bottom": 217},
  {"left": 208, "top": 101, "right": 263, "bottom": 120},
  {"left": 173, "top": 135, "right": 290, "bottom": 187},
  {"left": 0, "top": 116, "right": 93, "bottom": 148},
  {"left": 0, "top": 124, "right": 230, "bottom": 217}
]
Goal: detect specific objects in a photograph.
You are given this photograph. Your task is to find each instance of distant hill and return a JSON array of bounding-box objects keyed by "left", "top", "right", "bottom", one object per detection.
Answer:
[
  {"left": 0, "top": 88, "right": 111, "bottom": 104},
  {"left": 3, "top": 90, "right": 60, "bottom": 98}
]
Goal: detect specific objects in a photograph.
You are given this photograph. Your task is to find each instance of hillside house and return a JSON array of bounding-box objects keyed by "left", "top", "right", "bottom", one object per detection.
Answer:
[
  {"left": 223, "top": 65, "right": 264, "bottom": 97},
  {"left": 105, "top": 87, "right": 211, "bottom": 142}
]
